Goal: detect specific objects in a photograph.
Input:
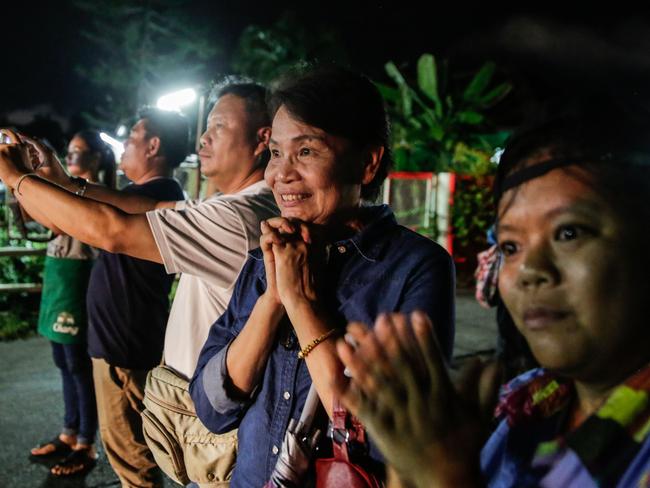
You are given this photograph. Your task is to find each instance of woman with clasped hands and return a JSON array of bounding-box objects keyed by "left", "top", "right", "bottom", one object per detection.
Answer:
[{"left": 189, "top": 66, "right": 456, "bottom": 488}]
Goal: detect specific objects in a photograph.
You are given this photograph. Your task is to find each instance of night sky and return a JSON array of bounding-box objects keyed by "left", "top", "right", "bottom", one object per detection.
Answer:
[{"left": 3, "top": 2, "right": 650, "bottom": 134}]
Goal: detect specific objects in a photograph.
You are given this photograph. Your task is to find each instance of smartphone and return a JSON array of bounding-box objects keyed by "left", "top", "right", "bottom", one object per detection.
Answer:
[{"left": 0, "top": 132, "right": 11, "bottom": 145}]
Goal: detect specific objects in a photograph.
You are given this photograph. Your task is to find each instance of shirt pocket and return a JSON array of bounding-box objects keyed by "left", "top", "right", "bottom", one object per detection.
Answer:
[{"left": 336, "top": 273, "right": 405, "bottom": 325}]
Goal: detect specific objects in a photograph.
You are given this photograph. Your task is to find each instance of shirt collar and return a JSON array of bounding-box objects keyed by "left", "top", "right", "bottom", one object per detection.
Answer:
[
  {"left": 331, "top": 204, "right": 396, "bottom": 262},
  {"left": 248, "top": 204, "right": 397, "bottom": 263}
]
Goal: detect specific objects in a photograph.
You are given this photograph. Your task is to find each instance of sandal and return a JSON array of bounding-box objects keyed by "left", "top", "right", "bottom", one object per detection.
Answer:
[
  {"left": 29, "top": 436, "right": 73, "bottom": 459},
  {"left": 50, "top": 448, "right": 97, "bottom": 476}
]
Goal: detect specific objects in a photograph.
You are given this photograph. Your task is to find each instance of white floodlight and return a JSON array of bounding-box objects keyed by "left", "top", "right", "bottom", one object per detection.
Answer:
[
  {"left": 156, "top": 88, "right": 197, "bottom": 111},
  {"left": 100, "top": 132, "right": 125, "bottom": 160}
]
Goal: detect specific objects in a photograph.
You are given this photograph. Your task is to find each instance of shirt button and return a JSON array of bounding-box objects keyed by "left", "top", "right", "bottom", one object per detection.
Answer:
[
  {"left": 337, "top": 245, "right": 346, "bottom": 254},
  {"left": 272, "top": 445, "right": 279, "bottom": 455},
  {"left": 283, "top": 391, "right": 291, "bottom": 400}
]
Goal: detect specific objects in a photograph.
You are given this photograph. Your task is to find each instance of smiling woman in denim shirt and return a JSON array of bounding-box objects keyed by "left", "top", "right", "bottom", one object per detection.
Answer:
[{"left": 189, "top": 66, "right": 456, "bottom": 487}]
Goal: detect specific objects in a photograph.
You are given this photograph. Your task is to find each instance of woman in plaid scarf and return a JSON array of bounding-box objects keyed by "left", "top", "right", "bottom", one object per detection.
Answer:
[{"left": 334, "top": 99, "right": 650, "bottom": 488}]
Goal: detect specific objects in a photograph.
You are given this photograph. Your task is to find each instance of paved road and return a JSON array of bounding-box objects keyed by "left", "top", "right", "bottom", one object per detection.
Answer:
[{"left": 0, "top": 291, "right": 496, "bottom": 488}]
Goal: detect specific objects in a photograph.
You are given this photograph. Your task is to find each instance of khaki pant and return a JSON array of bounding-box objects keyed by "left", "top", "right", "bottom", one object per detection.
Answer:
[{"left": 92, "top": 358, "right": 163, "bottom": 488}]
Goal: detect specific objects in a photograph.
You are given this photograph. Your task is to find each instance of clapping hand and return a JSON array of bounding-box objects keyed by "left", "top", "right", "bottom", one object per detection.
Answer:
[{"left": 334, "top": 312, "right": 498, "bottom": 488}]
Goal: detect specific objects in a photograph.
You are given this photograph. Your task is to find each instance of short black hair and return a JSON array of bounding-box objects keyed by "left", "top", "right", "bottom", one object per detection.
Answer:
[
  {"left": 209, "top": 78, "right": 271, "bottom": 167},
  {"left": 268, "top": 65, "right": 393, "bottom": 200},
  {"left": 137, "top": 107, "right": 190, "bottom": 168}
]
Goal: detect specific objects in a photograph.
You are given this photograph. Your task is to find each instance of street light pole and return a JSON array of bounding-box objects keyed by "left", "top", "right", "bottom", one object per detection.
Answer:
[
  {"left": 194, "top": 93, "right": 206, "bottom": 199},
  {"left": 195, "top": 93, "right": 206, "bottom": 153},
  {"left": 156, "top": 87, "right": 205, "bottom": 199}
]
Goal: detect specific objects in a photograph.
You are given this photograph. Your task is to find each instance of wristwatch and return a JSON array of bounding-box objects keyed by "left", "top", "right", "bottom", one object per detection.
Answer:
[{"left": 70, "top": 176, "right": 88, "bottom": 197}]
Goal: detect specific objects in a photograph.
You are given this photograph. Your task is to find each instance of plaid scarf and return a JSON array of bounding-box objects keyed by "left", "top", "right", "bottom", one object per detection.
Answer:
[
  {"left": 495, "top": 365, "right": 650, "bottom": 486},
  {"left": 474, "top": 244, "right": 501, "bottom": 309}
]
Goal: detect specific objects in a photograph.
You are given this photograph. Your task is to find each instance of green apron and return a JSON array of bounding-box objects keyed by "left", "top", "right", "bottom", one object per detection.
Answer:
[{"left": 37, "top": 256, "right": 94, "bottom": 345}]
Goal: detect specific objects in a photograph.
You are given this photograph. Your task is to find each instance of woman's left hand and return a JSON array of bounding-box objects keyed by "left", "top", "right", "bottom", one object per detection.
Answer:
[{"left": 334, "top": 311, "right": 488, "bottom": 488}]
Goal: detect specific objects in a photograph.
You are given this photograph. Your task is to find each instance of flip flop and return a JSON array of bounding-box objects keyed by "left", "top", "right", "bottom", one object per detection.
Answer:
[
  {"left": 50, "top": 448, "right": 97, "bottom": 476},
  {"left": 29, "top": 436, "right": 73, "bottom": 459}
]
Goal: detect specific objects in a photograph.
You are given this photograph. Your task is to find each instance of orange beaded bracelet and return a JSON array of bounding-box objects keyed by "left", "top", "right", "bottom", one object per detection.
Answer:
[{"left": 297, "top": 329, "right": 336, "bottom": 359}]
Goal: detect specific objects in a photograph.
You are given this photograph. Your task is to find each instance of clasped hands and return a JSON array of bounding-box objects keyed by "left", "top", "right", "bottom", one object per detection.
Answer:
[{"left": 259, "top": 216, "right": 319, "bottom": 312}]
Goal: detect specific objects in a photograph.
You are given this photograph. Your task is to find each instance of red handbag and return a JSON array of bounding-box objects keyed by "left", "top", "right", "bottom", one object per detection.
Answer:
[{"left": 314, "top": 401, "right": 383, "bottom": 488}]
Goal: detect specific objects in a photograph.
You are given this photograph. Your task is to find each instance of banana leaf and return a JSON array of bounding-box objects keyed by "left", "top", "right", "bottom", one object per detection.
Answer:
[
  {"left": 417, "top": 54, "right": 443, "bottom": 118},
  {"left": 462, "top": 61, "right": 495, "bottom": 101}
]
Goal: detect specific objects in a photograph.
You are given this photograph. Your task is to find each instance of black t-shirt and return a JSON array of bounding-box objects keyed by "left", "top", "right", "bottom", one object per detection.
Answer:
[{"left": 87, "top": 177, "right": 185, "bottom": 369}]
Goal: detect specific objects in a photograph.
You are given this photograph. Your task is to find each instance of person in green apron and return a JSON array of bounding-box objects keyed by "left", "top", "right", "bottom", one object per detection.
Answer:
[{"left": 30, "top": 131, "right": 115, "bottom": 476}]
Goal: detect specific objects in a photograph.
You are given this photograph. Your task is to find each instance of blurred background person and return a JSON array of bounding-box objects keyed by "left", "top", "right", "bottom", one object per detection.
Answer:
[{"left": 30, "top": 130, "right": 115, "bottom": 476}]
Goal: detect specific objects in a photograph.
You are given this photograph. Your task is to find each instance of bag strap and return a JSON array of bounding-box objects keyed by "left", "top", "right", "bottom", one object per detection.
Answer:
[
  {"left": 331, "top": 399, "right": 350, "bottom": 461},
  {"left": 296, "top": 384, "right": 370, "bottom": 462},
  {"left": 331, "top": 398, "right": 368, "bottom": 462}
]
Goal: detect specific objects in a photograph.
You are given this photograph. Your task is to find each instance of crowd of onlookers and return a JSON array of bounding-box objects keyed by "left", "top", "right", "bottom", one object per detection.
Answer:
[{"left": 1, "top": 66, "right": 650, "bottom": 488}]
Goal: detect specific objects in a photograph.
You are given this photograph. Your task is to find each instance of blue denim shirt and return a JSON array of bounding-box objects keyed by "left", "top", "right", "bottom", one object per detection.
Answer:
[{"left": 190, "top": 205, "right": 455, "bottom": 487}]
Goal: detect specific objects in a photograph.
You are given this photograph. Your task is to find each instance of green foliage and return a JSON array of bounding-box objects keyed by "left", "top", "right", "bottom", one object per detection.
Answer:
[
  {"left": 73, "top": 0, "right": 220, "bottom": 128},
  {"left": 231, "top": 13, "right": 348, "bottom": 84},
  {"left": 0, "top": 211, "right": 45, "bottom": 285},
  {"left": 451, "top": 176, "right": 494, "bottom": 250},
  {"left": 378, "top": 53, "right": 511, "bottom": 175},
  {"left": 0, "top": 311, "right": 35, "bottom": 341},
  {"left": 450, "top": 176, "right": 495, "bottom": 285},
  {"left": 169, "top": 274, "right": 179, "bottom": 304},
  {"left": 0, "top": 206, "right": 46, "bottom": 341}
]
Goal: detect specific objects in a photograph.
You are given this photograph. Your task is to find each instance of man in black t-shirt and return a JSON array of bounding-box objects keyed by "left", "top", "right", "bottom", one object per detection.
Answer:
[{"left": 86, "top": 108, "right": 186, "bottom": 487}]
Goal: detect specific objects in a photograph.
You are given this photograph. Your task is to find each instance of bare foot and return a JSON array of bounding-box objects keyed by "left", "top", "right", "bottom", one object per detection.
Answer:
[
  {"left": 30, "top": 433, "right": 76, "bottom": 456},
  {"left": 50, "top": 444, "right": 97, "bottom": 476}
]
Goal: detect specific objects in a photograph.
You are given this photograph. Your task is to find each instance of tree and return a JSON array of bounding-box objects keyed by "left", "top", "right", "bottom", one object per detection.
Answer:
[
  {"left": 231, "top": 12, "right": 349, "bottom": 84},
  {"left": 378, "top": 53, "right": 511, "bottom": 174},
  {"left": 73, "top": 0, "right": 220, "bottom": 129}
]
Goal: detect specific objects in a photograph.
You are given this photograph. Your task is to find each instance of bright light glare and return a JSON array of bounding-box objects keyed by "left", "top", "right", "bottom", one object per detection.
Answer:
[
  {"left": 116, "top": 125, "right": 128, "bottom": 137},
  {"left": 157, "top": 88, "right": 197, "bottom": 111},
  {"left": 100, "top": 132, "right": 125, "bottom": 160}
]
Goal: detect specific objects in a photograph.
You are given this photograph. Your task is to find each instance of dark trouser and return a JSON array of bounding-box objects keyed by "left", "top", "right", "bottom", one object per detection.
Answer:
[{"left": 51, "top": 341, "right": 97, "bottom": 445}]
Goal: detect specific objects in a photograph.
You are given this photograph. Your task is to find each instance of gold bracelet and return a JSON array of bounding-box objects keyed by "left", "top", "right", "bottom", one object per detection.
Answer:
[
  {"left": 15, "top": 173, "right": 37, "bottom": 195},
  {"left": 298, "top": 329, "right": 337, "bottom": 359}
]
